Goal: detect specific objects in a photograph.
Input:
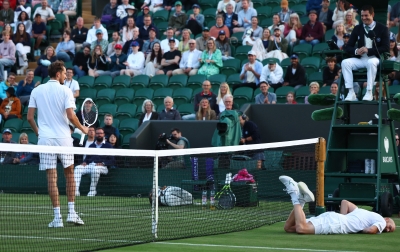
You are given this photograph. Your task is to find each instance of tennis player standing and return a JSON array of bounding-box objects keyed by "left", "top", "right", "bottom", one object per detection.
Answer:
[{"left": 27, "top": 61, "right": 88, "bottom": 228}]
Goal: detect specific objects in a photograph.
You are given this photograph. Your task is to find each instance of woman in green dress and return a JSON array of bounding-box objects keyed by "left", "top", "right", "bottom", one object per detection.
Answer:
[{"left": 197, "top": 38, "right": 223, "bottom": 77}]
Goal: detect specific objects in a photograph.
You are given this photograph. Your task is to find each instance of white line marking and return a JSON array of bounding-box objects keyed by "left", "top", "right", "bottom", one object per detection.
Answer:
[
  {"left": 0, "top": 235, "right": 142, "bottom": 244},
  {"left": 156, "top": 242, "right": 360, "bottom": 252}
]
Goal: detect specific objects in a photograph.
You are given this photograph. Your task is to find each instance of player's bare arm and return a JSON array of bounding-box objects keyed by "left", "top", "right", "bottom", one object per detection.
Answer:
[
  {"left": 339, "top": 200, "right": 357, "bottom": 215},
  {"left": 67, "top": 108, "right": 88, "bottom": 135},
  {"left": 27, "top": 108, "right": 39, "bottom": 136},
  {"left": 362, "top": 225, "right": 379, "bottom": 234}
]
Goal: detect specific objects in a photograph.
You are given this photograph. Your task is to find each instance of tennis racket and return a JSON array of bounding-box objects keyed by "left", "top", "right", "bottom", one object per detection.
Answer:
[
  {"left": 215, "top": 173, "right": 236, "bottom": 210},
  {"left": 79, "top": 98, "right": 98, "bottom": 146}
]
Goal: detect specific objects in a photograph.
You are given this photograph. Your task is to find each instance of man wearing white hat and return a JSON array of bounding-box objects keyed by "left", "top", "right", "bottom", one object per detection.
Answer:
[{"left": 234, "top": 50, "right": 263, "bottom": 91}]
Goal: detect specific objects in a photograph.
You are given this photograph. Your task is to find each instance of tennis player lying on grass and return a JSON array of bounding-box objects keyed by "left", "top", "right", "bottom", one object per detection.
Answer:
[{"left": 279, "top": 175, "right": 396, "bottom": 235}]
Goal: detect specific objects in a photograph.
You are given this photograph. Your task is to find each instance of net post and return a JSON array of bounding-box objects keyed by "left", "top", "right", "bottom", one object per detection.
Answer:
[
  {"left": 152, "top": 152, "right": 159, "bottom": 240},
  {"left": 315, "top": 137, "right": 326, "bottom": 216}
]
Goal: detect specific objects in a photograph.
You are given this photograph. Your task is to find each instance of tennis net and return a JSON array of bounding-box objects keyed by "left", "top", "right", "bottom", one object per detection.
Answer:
[{"left": 0, "top": 137, "right": 321, "bottom": 252}]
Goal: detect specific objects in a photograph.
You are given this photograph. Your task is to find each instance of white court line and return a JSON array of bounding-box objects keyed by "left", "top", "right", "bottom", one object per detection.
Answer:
[
  {"left": 156, "top": 242, "right": 360, "bottom": 252},
  {"left": 0, "top": 235, "right": 142, "bottom": 244}
]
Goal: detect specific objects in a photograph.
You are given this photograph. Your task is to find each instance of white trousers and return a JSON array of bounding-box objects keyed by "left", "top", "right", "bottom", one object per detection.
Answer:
[
  {"left": 15, "top": 43, "right": 30, "bottom": 67},
  {"left": 341, "top": 56, "right": 379, "bottom": 90},
  {"left": 75, "top": 163, "right": 108, "bottom": 193}
]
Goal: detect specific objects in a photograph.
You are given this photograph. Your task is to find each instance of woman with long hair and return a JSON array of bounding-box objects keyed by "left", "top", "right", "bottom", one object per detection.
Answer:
[
  {"left": 197, "top": 38, "right": 223, "bottom": 77},
  {"left": 286, "top": 91, "right": 297, "bottom": 104},
  {"left": 87, "top": 45, "right": 108, "bottom": 77},
  {"left": 178, "top": 28, "right": 191, "bottom": 53},
  {"left": 332, "top": 22, "right": 345, "bottom": 49},
  {"left": 55, "top": 29, "right": 75, "bottom": 62},
  {"left": 34, "top": 46, "right": 57, "bottom": 78},
  {"left": 15, "top": 11, "right": 32, "bottom": 34},
  {"left": 251, "top": 28, "right": 271, "bottom": 61},
  {"left": 122, "top": 17, "right": 136, "bottom": 43},
  {"left": 0, "top": 24, "right": 12, "bottom": 42},
  {"left": 139, "top": 99, "right": 159, "bottom": 126},
  {"left": 344, "top": 9, "right": 358, "bottom": 34},
  {"left": 374, "top": 82, "right": 387, "bottom": 101},
  {"left": 283, "top": 13, "right": 302, "bottom": 46},
  {"left": 268, "top": 14, "right": 284, "bottom": 35},
  {"left": 107, "top": 133, "right": 120, "bottom": 148},
  {"left": 13, "top": 22, "right": 30, "bottom": 75},
  {"left": 389, "top": 37, "right": 400, "bottom": 62},
  {"left": 216, "top": 82, "right": 231, "bottom": 113},
  {"left": 143, "top": 42, "right": 163, "bottom": 78},
  {"left": 196, "top": 98, "right": 217, "bottom": 120},
  {"left": 215, "top": 30, "right": 233, "bottom": 60},
  {"left": 0, "top": 87, "right": 21, "bottom": 124},
  {"left": 13, "top": 133, "right": 37, "bottom": 165}
]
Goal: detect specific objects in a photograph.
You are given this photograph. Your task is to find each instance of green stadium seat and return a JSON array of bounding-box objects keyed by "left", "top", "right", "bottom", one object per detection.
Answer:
[
  {"left": 233, "top": 87, "right": 253, "bottom": 107},
  {"left": 98, "top": 104, "right": 118, "bottom": 117},
  {"left": 114, "top": 88, "right": 135, "bottom": 106},
  {"left": 157, "top": 22, "right": 169, "bottom": 35},
  {"left": 235, "top": 45, "right": 252, "bottom": 62},
  {"left": 99, "top": 118, "right": 120, "bottom": 128},
  {"left": 199, "top": 0, "right": 216, "bottom": 10},
  {"left": 207, "top": 20, "right": 216, "bottom": 28},
  {"left": 280, "top": 58, "right": 291, "bottom": 72},
  {"left": 221, "top": 59, "right": 241, "bottom": 76},
  {"left": 43, "top": 76, "right": 50, "bottom": 83},
  {"left": 293, "top": 43, "right": 312, "bottom": 61},
  {"left": 78, "top": 76, "right": 95, "bottom": 89},
  {"left": 208, "top": 74, "right": 227, "bottom": 89},
  {"left": 295, "top": 86, "right": 310, "bottom": 103},
  {"left": 27, "top": 132, "right": 38, "bottom": 144},
  {"left": 95, "top": 88, "right": 116, "bottom": 107},
  {"left": 121, "top": 133, "right": 133, "bottom": 149},
  {"left": 256, "top": 6, "right": 272, "bottom": 23},
  {"left": 191, "top": 87, "right": 203, "bottom": 102},
  {"left": 301, "top": 57, "right": 321, "bottom": 75},
  {"left": 226, "top": 73, "right": 241, "bottom": 87},
  {"left": 312, "top": 43, "right": 330, "bottom": 58},
  {"left": 167, "top": 74, "right": 188, "bottom": 90},
  {"left": 203, "top": 8, "right": 217, "bottom": 23},
  {"left": 22, "top": 106, "right": 30, "bottom": 120},
  {"left": 178, "top": 103, "right": 195, "bottom": 116},
  {"left": 262, "top": 58, "right": 280, "bottom": 66},
  {"left": 130, "top": 75, "right": 150, "bottom": 90},
  {"left": 119, "top": 118, "right": 139, "bottom": 136},
  {"left": 48, "top": 14, "right": 64, "bottom": 37},
  {"left": 21, "top": 119, "right": 34, "bottom": 133},
  {"left": 133, "top": 88, "right": 154, "bottom": 107},
  {"left": 260, "top": 19, "right": 273, "bottom": 28},
  {"left": 275, "top": 86, "right": 295, "bottom": 103},
  {"left": 291, "top": 4, "right": 307, "bottom": 16},
  {"left": 153, "top": 88, "right": 174, "bottom": 107},
  {"left": 187, "top": 74, "right": 207, "bottom": 90},
  {"left": 265, "top": 0, "right": 280, "bottom": 8},
  {"left": 271, "top": 6, "right": 281, "bottom": 14},
  {"left": 33, "top": 75, "right": 42, "bottom": 84},
  {"left": 388, "top": 85, "right": 400, "bottom": 97},
  {"left": 77, "top": 88, "right": 97, "bottom": 104},
  {"left": 319, "top": 86, "right": 331, "bottom": 95},
  {"left": 115, "top": 103, "right": 137, "bottom": 121},
  {"left": 149, "top": 75, "right": 169, "bottom": 90},
  {"left": 172, "top": 88, "right": 193, "bottom": 107},
  {"left": 230, "top": 32, "right": 244, "bottom": 47},
  {"left": 4, "top": 118, "right": 23, "bottom": 132},
  {"left": 308, "top": 72, "right": 323, "bottom": 86},
  {"left": 93, "top": 75, "right": 113, "bottom": 91},
  {"left": 324, "top": 29, "right": 335, "bottom": 42},
  {"left": 156, "top": 104, "right": 165, "bottom": 113},
  {"left": 112, "top": 75, "right": 131, "bottom": 90},
  {"left": 152, "top": 9, "right": 169, "bottom": 25}
]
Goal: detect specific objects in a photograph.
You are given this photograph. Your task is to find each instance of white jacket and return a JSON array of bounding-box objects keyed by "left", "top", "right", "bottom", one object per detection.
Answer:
[
  {"left": 127, "top": 51, "right": 145, "bottom": 71},
  {"left": 260, "top": 64, "right": 284, "bottom": 84},
  {"left": 85, "top": 26, "right": 108, "bottom": 44}
]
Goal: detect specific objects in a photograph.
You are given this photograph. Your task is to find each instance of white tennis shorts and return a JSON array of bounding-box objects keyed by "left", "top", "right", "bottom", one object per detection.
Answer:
[
  {"left": 38, "top": 138, "right": 74, "bottom": 170},
  {"left": 306, "top": 212, "right": 346, "bottom": 235}
]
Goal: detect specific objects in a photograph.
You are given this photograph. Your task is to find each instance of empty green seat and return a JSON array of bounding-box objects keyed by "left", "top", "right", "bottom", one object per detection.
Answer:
[
  {"left": 115, "top": 103, "right": 137, "bottom": 121},
  {"left": 235, "top": 45, "right": 252, "bottom": 61},
  {"left": 275, "top": 86, "right": 295, "bottom": 103},
  {"left": 112, "top": 75, "right": 131, "bottom": 90},
  {"left": 230, "top": 32, "right": 244, "bottom": 47},
  {"left": 178, "top": 103, "right": 195, "bottom": 116},
  {"left": 95, "top": 88, "right": 116, "bottom": 107},
  {"left": 133, "top": 88, "right": 154, "bottom": 107},
  {"left": 308, "top": 72, "right": 323, "bottom": 86},
  {"left": 256, "top": 6, "right": 272, "bottom": 23},
  {"left": 21, "top": 119, "right": 34, "bottom": 133},
  {"left": 295, "top": 86, "right": 310, "bottom": 103},
  {"left": 77, "top": 88, "right": 97, "bottom": 104},
  {"left": 153, "top": 88, "right": 173, "bottom": 107},
  {"left": 226, "top": 73, "right": 241, "bottom": 87},
  {"left": 149, "top": 75, "right": 169, "bottom": 90},
  {"left": 93, "top": 76, "right": 113, "bottom": 91},
  {"left": 78, "top": 76, "right": 95, "bottom": 89},
  {"left": 152, "top": 9, "right": 169, "bottom": 25},
  {"left": 121, "top": 133, "right": 133, "bottom": 149},
  {"left": 168, "top": 74, "right": 188, "bottom": 90},
  {"left": 4, "top": 118, "right": 23, "bottom": 132},
  {"left": 130, "top": 75, "right": 150, "bottom": 90},
  {"left": 114, "top": 88, "right": 135, "bottom": 106},
  {"left": 291, "top": 4, "right": 307, "bottom": 16},
  {"left": 119, "top": 118, "right": 139, "bottom": 136},
  {"left": 312, "top": 43, "right": 329, "bottom": 58},
  {"left": 301, "top": 57, "right": 321, "bottom": 75},
  {"left": 233, "top": 87, "right": 253, "bottom": 108},
  {"left": 203, "top": 8, "right": 217, "bottom": 23},
  {"left": 293, "top": 43, "right": 312, "bottom": 61},
  {"left": 187, "top": 74, "right": 207, "bottom": 90},
  {"left": 208, "top": 74, "right": 227, "bottom": 89},
  {"left": 98, "top": 104, "right": 118, "bottom": 117},
  {"left": 173, "top": 88, "right": 193, "bottom": 107},
  {"left": 27, "top": 132, "right": 38, "bottom": 144},
  {"left": 220, "top": 59, "right": 241, "bottom": 76}
]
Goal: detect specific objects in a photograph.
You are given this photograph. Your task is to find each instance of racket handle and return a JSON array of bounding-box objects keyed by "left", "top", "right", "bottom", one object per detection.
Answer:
[{"left": 79, "top": 133, "right": 86, "bottom": 146}]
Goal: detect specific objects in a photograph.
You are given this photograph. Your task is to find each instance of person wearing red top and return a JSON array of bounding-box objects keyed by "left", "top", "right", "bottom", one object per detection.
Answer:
[
  {"left": 285, "top": 91, "right": 297, "bottom": 104},
  {"left": 299, "top": 10, "right": 324, "bottom": 46}
]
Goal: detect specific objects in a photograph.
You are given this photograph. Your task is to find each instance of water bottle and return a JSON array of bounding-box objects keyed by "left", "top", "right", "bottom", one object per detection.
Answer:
[
  {"left": 202, "top": 190, "right": 207, "bottom": 210},
  {"left": 210, "top": 190, "right": 215, "bottom": 210}
]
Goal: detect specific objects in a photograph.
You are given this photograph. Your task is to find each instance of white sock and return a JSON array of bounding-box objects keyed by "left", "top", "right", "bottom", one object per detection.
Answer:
[
  {"left": 347, "top": 88, "right": 354, "bottom": 94},
  {"left": 289, "top": 192, "right": 300, "bottom": 205},
  {"left": 54, "top": 207, "right": 61, "bottom": 219},
  {"left": 68, "top": 202, "right": 75, "bottom": 214},
  {"left": 299, "top": 200, "right": 305, "bottom": 209}
]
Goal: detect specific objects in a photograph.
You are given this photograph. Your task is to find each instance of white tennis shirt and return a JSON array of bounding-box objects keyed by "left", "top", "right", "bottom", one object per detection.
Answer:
[
  {"left": 340, "top": 208, "right": 386, "bottom": 234},
  {"left": 29, "top": 80, "right": 76, "bottom": 139}
]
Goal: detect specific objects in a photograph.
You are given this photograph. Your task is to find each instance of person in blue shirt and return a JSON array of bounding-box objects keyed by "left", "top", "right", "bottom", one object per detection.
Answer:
[
  {"left": 106, "top": 44, "right": 128, "bottom": 78},
  {"left": 306, "top": 0, "right": 322, "bottom": 13},
  {"left": 32, "top": 13, "right": 47, "bottom": 56},
  {"left": 235, "top": 50, "right": 263, "bottom": 91},
  {"left": 16, "top": 70, "right": 35, "bottom": 106},
  {"left": 55, "top": 30, "right": 75, "bottom": 62}
]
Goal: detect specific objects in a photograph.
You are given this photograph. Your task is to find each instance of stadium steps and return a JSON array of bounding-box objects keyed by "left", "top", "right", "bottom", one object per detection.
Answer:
[{"left": 82, "top": 0, "right": 95, "bottom": 26}]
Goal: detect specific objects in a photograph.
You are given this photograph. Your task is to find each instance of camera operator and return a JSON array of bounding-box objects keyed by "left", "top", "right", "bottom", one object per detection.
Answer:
[{"left": 164, "top": 128, "right": 190, "bottom": 168}]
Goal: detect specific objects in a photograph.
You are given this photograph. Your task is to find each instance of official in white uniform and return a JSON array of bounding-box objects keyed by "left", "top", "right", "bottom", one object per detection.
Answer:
[{"left": 341, "top": 5, "right": 389, "bottom": 102}]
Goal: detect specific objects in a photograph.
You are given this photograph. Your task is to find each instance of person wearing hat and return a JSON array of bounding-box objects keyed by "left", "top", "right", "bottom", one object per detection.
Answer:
[
  {"left": 210, "top": 15, "right": 231, "bottom": 39},
  {"left": 1, "top": 129, "right": 17, "bottom": 164},
  {"left": 157, "top": 37, "right": 181, "bottom": 76},
  {"left": 306, "top": 0, "right": 322, "bottom": 13},
  {"left": 232, "top": 0, "right": 257, "bottom": 33},
  {"left": 106, "top": 43, "right": 128, "bottom": 78},
  {"left": 167, "top": 1, "right": 187, "bottom": 36},
  {"left": 299, "top": 10, "right": 324, "bottom": 46},
  {"left": 161, "top": 27, "right": 179, "bottom": 53},
  {"left": 0, "top": 87, "right": 22, "bottom": 124},
  {"left": 195, "top": 26, "right": 211, "bottom": 51},
  {"left": 123, "top": 27, "right": 144, "bottom": 54},
  {"left": 90, "top": 28, "right": 109, "bottom": 54},
  {"left": 215, "top": 30, "right": 234, "bottom": 60},
  {"left": 341, "top": 5, "right": 389, "bottom": 101},
  {"left": 278, "top": 0, "right": 293, "bottom": 24},
  {"left": 235, "top": 50, "right": 263, "bottom": 91},
  {"left": 260, "top": 58, "right": 284, "bottom": 91},
  {"left": 141, "top": 0, "right": 163, "bottom": 13},
  {"left": 116, "top": 0, "right": 134, "bottom": 21},
  {"left": 121, "top": 40, "right": 145, "bottom": 77},
  {"left": 138, "top": 14, "right": 159, "bottom": 40},
  {"left": 71, "top": 17, "right": 89, "bottom": 53},
  {"left": 84, "top": 17, "right": 108, "bottom": 47},
  {"left": 389, "top": 36, "right": 400, "bottom": 62},
  {"left": 173, "top": 39, "right": 202, "bottom": 76},
  {"left": 120, "top": 4, "right": 137, "bottom": 29},
  {"left": 283, "top": 54, "right": 306, "bottom": 89},
  {"left": 318, "top": 0, "right": 333, "bottom": 32},
  {"left": 223, "top": 3, "right": 238, "bottom": 36},
  {"left": 142, "top": 27, "right": 161, "bottom": 55},
  {"left": 185, "top": 4, "right": 204, "bottom": 36},
  {"left": 106, "top": 31, "right": 124, "bottom": 57}
]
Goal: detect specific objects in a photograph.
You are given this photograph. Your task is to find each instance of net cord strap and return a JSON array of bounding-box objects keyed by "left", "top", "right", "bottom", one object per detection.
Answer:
[{"left": 152, "top": 152, "right": 159, "bottom": 239}]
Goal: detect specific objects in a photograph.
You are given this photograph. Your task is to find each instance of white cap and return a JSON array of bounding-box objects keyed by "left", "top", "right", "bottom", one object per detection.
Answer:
[{"left": 248, "top": 50, "right": 256, "bottom": 55}]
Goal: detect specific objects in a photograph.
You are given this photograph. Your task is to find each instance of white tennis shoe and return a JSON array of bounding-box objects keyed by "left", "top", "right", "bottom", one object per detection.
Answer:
[
  {"left": 279, "top": 175, "right": 299, "bottom": 196},
  {"left": 67, "top": 212, "right": 84, "bottom": 225},
  {"left": 298, "top": 182, "right": 315, "bottom": 203},
  {"left": 87, "top": 191, "right": 97, "bottom": 197},
  {"left": 48, "top": 218, "right": 64, "bottom": 228},
  {"left": 362, "top": 90, "right": 373, "bottom": 101}
]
